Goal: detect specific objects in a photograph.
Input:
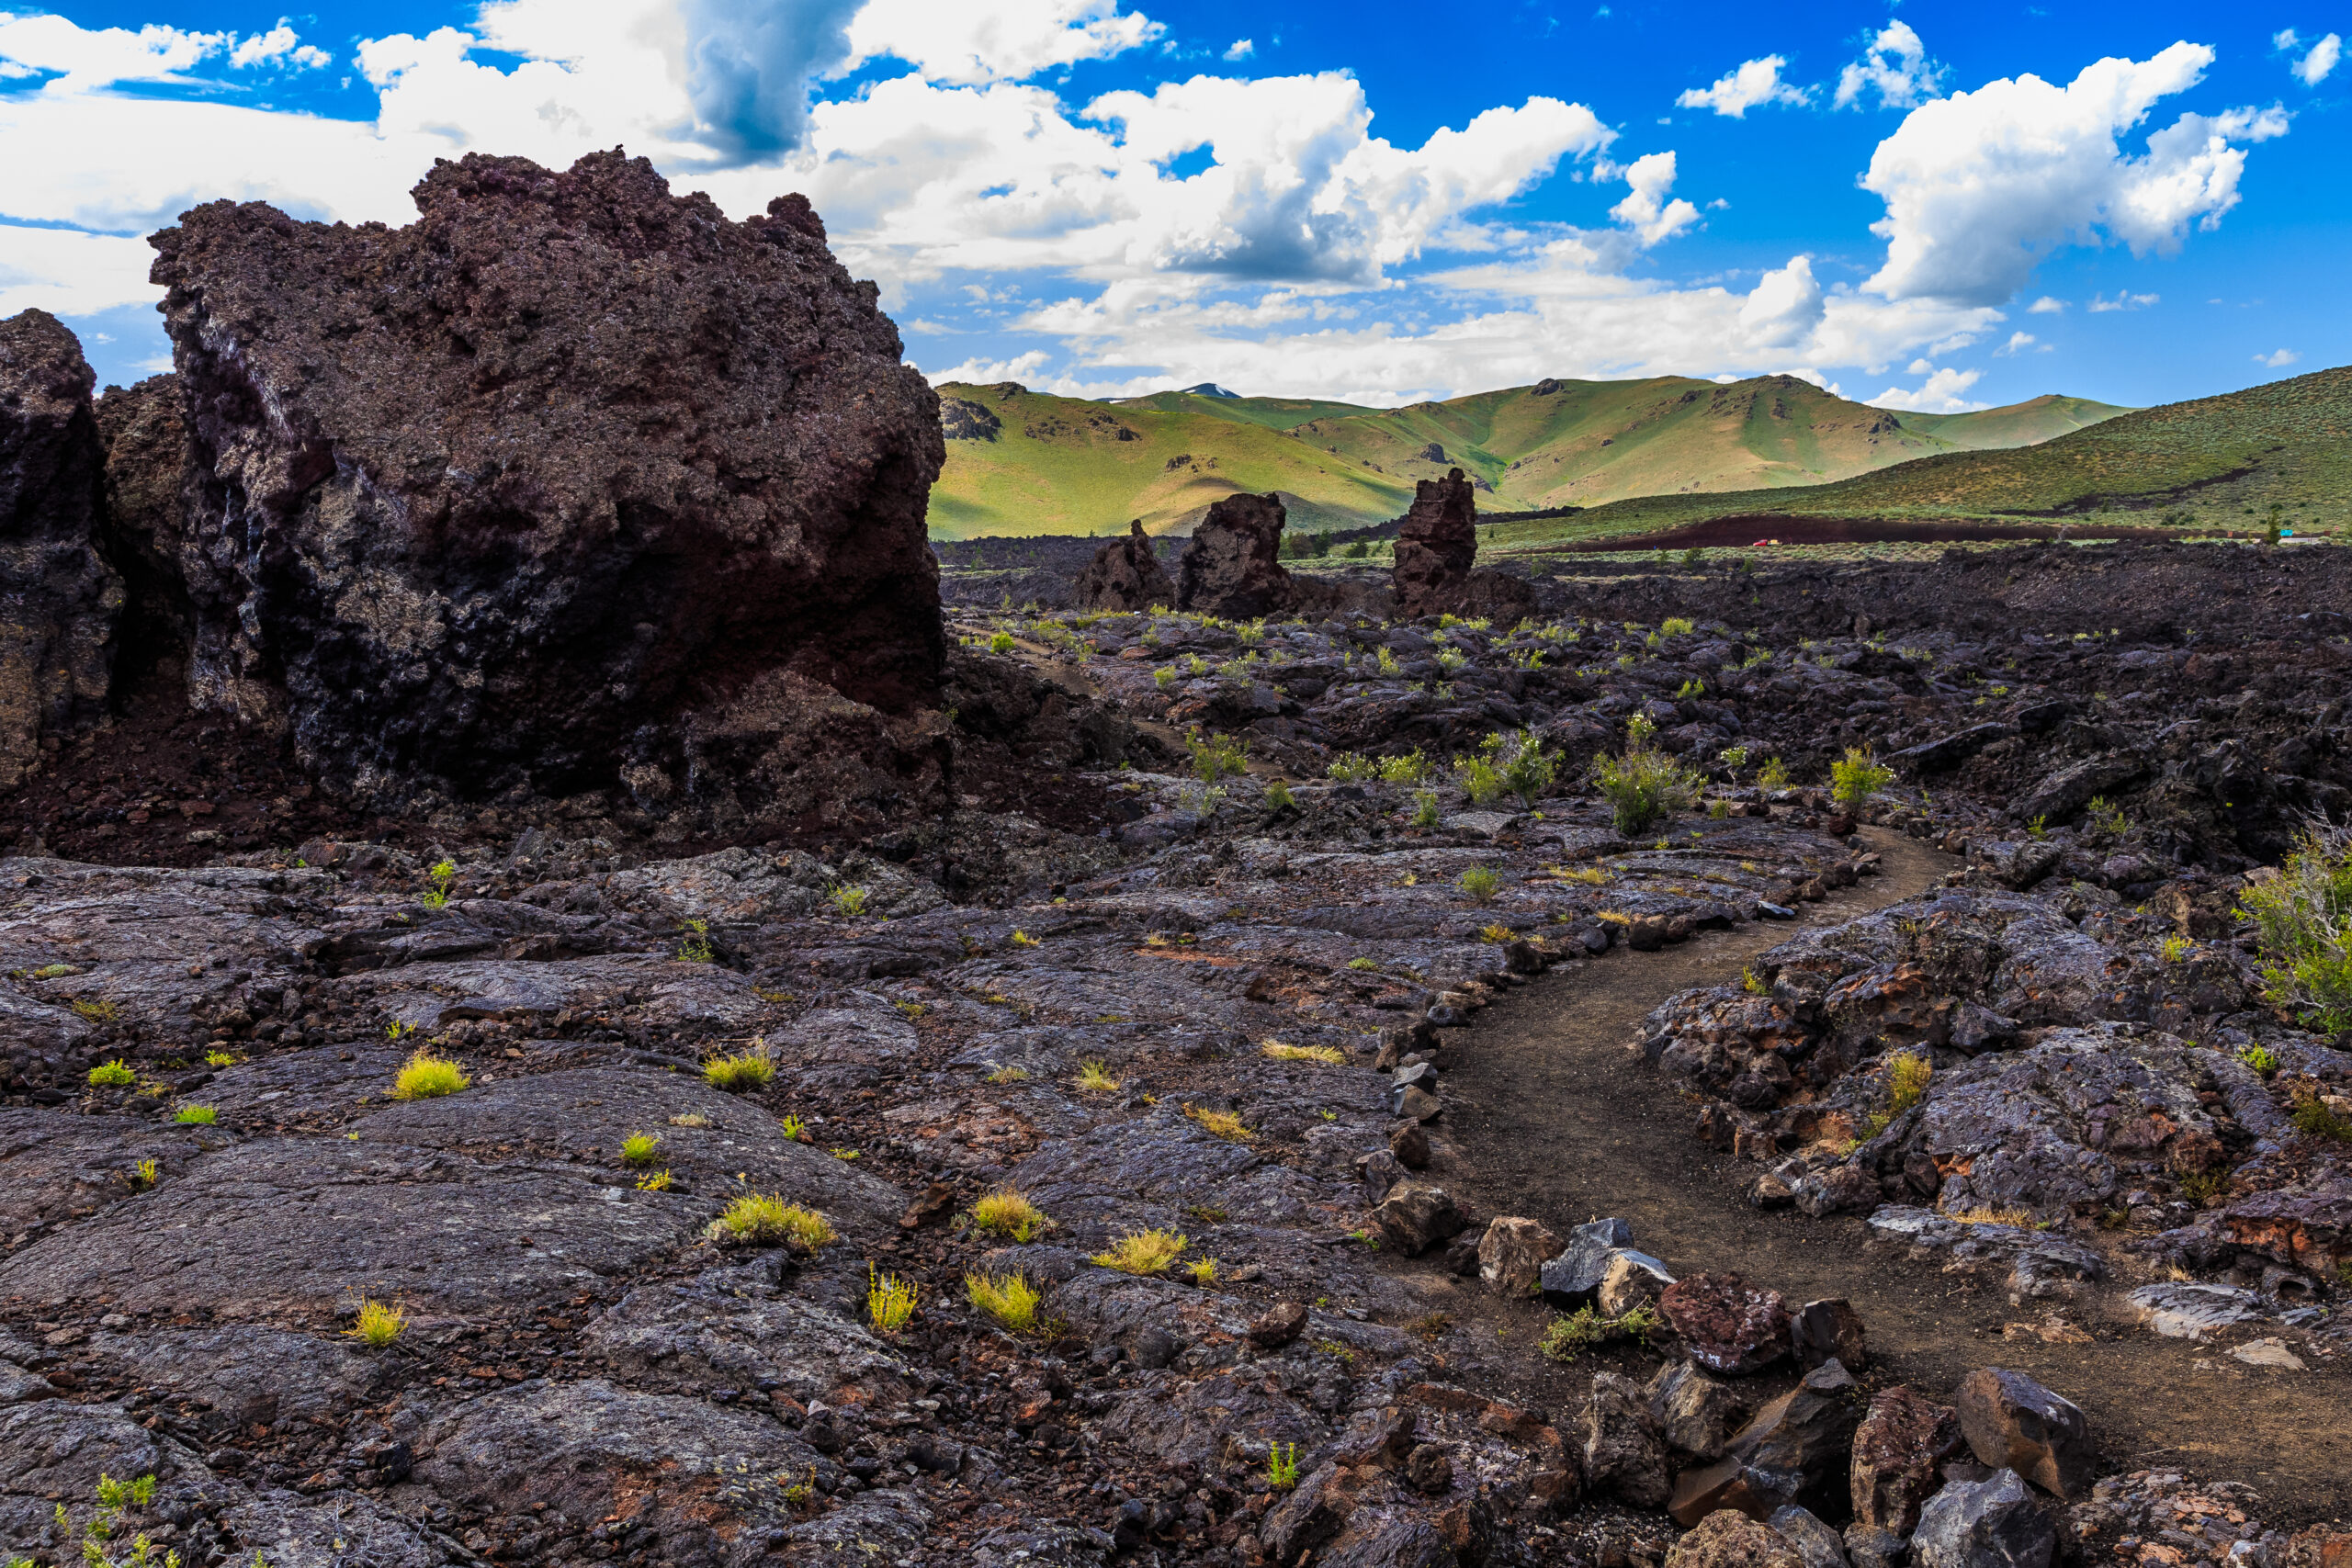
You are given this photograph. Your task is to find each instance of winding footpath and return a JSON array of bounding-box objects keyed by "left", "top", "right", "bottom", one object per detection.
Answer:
[{"left": 1440, "top": 829, "right": 2348, "bottom": 1522}]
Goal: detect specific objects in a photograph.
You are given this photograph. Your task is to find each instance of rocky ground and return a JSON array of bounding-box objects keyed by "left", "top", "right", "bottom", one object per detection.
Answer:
[{"left": 0, "top": 546, "right": 2346, "bottom": 1568}]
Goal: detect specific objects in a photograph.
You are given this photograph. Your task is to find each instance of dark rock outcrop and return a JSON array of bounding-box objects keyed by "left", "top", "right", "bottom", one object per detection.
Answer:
[
  {"left": 1176, "top": 492, "right": 1292, "bottom": 618},
  {"left": 1390, "top": 467, "right": 1535, "bottom": 622},
  {"left": 1075, "top": 519, "right": 1175, "bottom": 612},
  {"left": 0, "top": 310, "right": 120, "bottom": 786},
  {"left": 91, "top": 374, "right": 193, "bottom": 675},
  {"left": 146, "top": 150, "right": 944, "bottom": 815}
]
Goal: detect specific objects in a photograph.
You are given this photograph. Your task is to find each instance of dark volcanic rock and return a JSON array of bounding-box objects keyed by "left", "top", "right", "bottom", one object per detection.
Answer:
[
  {"left": 1852, "top": 1385, "right": 1967, "bottom": 1536},
  {"left": 146, "top": 150, "right": 944, "bottom": 815},
  {"left": 1391, "top": 468, "right": 1477, "bottom": 618},
  {"left": 1176, "top": 492, "right": 1293, "bottom": 618},
  {"left": 1913, "top": 1470, "right": 2054, "bottom": 1568},
  {"left": 91, "top": 373, "right": 194, "bottom": 671},
  {"left": 1954, "top": 1368, "right": 2092, "bottom": 1498},
  {"left": 0, "top": 310, "right": 119, "bottom": 786},
  {"left": 1389, "top": 466, "right": 1535, "bottom": 622},
  {"left": 1660, "top": 1271, "right": 1792, "bottom": 1375},
  {"left": 1075, "top": 519, "right": 1176, "bottom": 612}
]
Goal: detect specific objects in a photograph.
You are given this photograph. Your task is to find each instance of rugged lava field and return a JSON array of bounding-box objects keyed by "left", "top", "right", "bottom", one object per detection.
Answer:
[{"left": 0, "top": 150, "right": 2347, "bottom": 1568}]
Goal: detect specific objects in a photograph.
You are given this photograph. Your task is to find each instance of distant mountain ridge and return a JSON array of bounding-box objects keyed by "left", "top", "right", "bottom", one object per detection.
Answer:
[{"left": 925, "top": 374, "right": 2130, "bottom": 539}]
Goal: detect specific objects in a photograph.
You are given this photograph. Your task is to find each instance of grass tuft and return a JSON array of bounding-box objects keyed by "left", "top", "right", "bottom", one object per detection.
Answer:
[
  {"left": 620, "top": 1132, "right": 662, "bottom": 1167},
  {"left": 86, "top": 1059, "right": 136, "bottom": 1088},
  {"left": 969, "top": 1187, "right": 1051, "bottom": 1242},
  {"left": 1076, "top": 1058, "right": 1122, "bottom": 1092},
  {"left": 174, "top": 1104, "right": 217, "bottom": 1125},
  {"left": 1261, "top": 1039, "right": 1344, "bottom": 1066},
  {"left": 704, "top": 1045, "right": 776, "bottom": 1093},
  {"left": 1187, "top": 1105, "right": 1252, "bottom": 1141},
  {"left": 391, "top": 1049, "right": 469, "bottom": 1101},
  {"left": 1091, "top": 1228, "right": 1187, "bottom": 1275},
  {"left": 866, "top": 1265, "right": 918, "bottom": 1334},
  {"left": 707, "top": 1195, "right": 836, "bottom": 1252},
  {"left": 347, "top": 1297, "right": 407, "bottom": 1348},
  {"left": 966, "top": 1270, "right": 1043, "bottom": 1333}
]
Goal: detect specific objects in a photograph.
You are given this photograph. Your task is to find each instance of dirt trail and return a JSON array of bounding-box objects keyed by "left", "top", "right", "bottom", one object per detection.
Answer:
[{"left": 1439, "top": 829, "right": 2347, "bottom": 1522}]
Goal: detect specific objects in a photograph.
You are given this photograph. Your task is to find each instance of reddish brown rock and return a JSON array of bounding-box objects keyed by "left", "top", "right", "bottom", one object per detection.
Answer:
[
  {"left": 1248, "top": 1300, "right": 1308, "bottom": 1349},
  {"left": 1075, "top": 519, "right": 1175, "bottom": 613},
  {"left": 1955, "top": 1367, "right": 2092, "bottom": 1497},
  {"left": 1664, "top": 1508, "right": 1805, "bottom": 1568},
  {"left": 146, "top": 150, "right": 944, "bottom": 817},
  {"left": 1851, "top": 1385, "right": 1966, "bottom": 1536},
  {"left": 1476, "top": 1215, "right": 1561, "bottom": 1296},
  {"left": 0, "top": 310, "right": 120, "bottom": 786},
  {"left": 1660, "top": 1273, "right": 1792, "bottom": 1375},
  {"left": 1176, "top": 491, "right": 1293, "bottom": 618},
  {"left": 1792, "top": 1298, "right": 1869, "bottom": 1370}
]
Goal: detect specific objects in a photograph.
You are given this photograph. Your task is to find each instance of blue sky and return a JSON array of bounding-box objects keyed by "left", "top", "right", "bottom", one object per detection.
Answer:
[{"left": 1, "top": 0, "right": 2342, "bottom": 412}]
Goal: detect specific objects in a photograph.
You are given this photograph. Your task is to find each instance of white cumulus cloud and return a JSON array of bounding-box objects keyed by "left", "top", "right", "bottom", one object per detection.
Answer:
[
  {"left": 1870, "top": 366, "right": 1986, "bottom": 412},
  {"left": 2288, "top": 31, "right": 2341, "bottom": 85},
  {"left": 2027, "top": 296, "right": 2069, "bottom": 313},
  {"left": 1993, "top": 331, "right": 2047, "bottom": 355},
  {"left": 845, "top": 0, "right": 1163, "bottom": 86},
  {"left": 1609, "top": 150, "right": 1700, "bottom": 246},
  {"left": 1677, "top": 55, "right": 1811, "bottom": 118},
  {"left": 1861, "top": 41, "right": 2288, "bottom": 307},
  {"left": 2255, "top": 348, "right": 2300, "bottom": 367},
  {"left": 2087, "top": 290, "right": 2159, "bottom": 311},
  {"left": 1835, "top": 21, "right": 1945, "bottom": 109},
  {"left": 1223, "top": 39, "right": 1252, "bottom": 62}
]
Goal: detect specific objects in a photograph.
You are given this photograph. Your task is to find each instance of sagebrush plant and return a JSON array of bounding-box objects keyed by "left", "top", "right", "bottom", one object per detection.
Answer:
[
  {"left": 708, "top": 1194, "right": 836, "bottom": 1251},
  {"left": 866, "top": 1265, "right": 918, "bottom": 1334},
  {"left": 966, "top": 1270, "right": 1043, "bottom": 1333},
  {"left": 1591, "top": 732, "right": 1702, "bottom": 836},
  {"left": 1263, "top": 778, "right": 1295, "bottom": 812},
  {"left": 1757, "top": 755, "right": 1791, "bottom": 789},
  {"left": 348, "top": 1297, "right": 408, "bottom": 1348},
  {"left": 1379, "top": 749, "right": 1430, "bottom": 785},
  {"left": 1411, "top": 790, "right": 1442, "bottom": 829},
  {"left": 1188, "top": 731, "right": 1249, "bottom": 784},
  {"left": 704, "top": 1044, "right": 776, "bottom": 1092},
  {"left": 1459, "top": 866, "right": 1500, "bottom": 902},
  {"left": 968, "top": 1187, "right": 1051, "bottom": 1242},
  {"left": 1829, "top": 747, "right": 1894, "bottom": 814},
  {"left": 989, "top": 630, "right": 1016, "bottom": 654},
  {"left": 391, "top": 1049, "right": 470, "bottom": 1101},
  {"left": 1092, "top": 1228, "right": 1187, "bottom": 1275},
  {"left": 2237, "top": 821, "right": 2352, "bottom": 1034},
  {"left": 1326, "top": 752, "right": 1378, "bottom": 784}
]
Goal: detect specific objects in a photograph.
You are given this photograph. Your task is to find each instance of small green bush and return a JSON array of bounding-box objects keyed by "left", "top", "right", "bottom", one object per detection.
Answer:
[
  {"left": 1459, "top": 866, "right": 1500, "bottom": 902},
  {"left": 174, "top": 1104, "right": 217, "bottom": 1125},
  {"left": 87, "top": 1059, "right": 136, "bottom": 1088},
  {"left": 1830, "top": 747, "right": 1894, "bottom": 814},
  {"left": 2238, "top": 824, "right": 2352, "bottom": 1034},
  {"left": 704, "top": 1046, "right": 777, "bottom": 1092},
  {"left": 1592, "top": 749, "right": 1702, "bottom": 835}
]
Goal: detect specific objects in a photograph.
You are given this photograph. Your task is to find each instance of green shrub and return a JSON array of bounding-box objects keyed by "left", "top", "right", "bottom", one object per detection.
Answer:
[
  {"left": 1411, "top": 790, "right": 1441, "bottom": 829},
  {"left": 1592, "top": 749, "right": 1702, "bottom": 835},
  {"left": 2238, "top": 824, "right": 2352, "bottom": 1034},
  {"left": 1660, "top": 617, "right": 1694, "bottom": 637},
  {"left": 1455, "top": 754, "right": 1506, "bottom": 805},
  {"left": 390, "top": 1050, "right": 469, "bottom": 1100},
  {"left": 704, "top": 1046, "right": 777, "bottom": 1092},
  {"left": 1378, "top": 749, "right": 1430, "bottom": 784},
  {"left": 989, "top": 630, "right": 1015, "bottom": 654},
  {"left": 1188, "top": 731, "right": 1249, "bottom": 784},
  {"left": 87, "top": 1059, "right": 136, "bottom": 1088},
  {"left": 708, "top": 1194, "right": 835, "bottom": 1250},
  {"left": 1459, "top": 866, "right": 1500, "bottom": 902},
  {"left": 174, "top": 1104, "right": 217, "bottom": 1125},
  {"left": 422, "top": 857, "right": 458, "bottom": 908},
  {"left": 1327, "top": 752, "right": 1378, "bottom": 784},
  {"left": 1830, "top": 747, "right": 1894, "bottom": 814}
]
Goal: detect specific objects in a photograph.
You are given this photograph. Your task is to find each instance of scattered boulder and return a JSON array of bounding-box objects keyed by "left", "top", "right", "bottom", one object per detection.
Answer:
[
  {"left": 1912, "top": 1470, "right": 2054, "bottom": 1568},
  {"left": 1669, "top": 1360, "right": 1860, "bottom": 1523},
  {"left": 1388, "top": 467, "right": 1534, "bottom": 621},
  {"left": 1770, "top": 1505, "right": 1854, "bottom": 1568},
  {"left": 1665, "top": 1507, "right": 1806, "bottom": 1568},
  {"left": 1540, "top": 1217, "right": 1669, "bottom": 1307},
  {"left": 1585, "top": 1370, "right": 1673, "bottom": 1507},
  {"left": 1074, "top": 520, "right": 1175, "bottom": 613},
  {"left": 1600, "top": 1250, "right": 1677, "bottom": 1315},
  {"left": 147, "top": 151, "right": 945, "bottom": 817},
  {"left": 1476, "top": 1216, "right": 1562, "bottom": 1297},
  {"left": 1371, "top": 1180, "right": 1467, "bottom": 1256},
  {"left": 1851, "top": 1386, "right": 1966, "bottom": 1536},
  {"left": 1792, "top": 1299, "right": 1868, "bottom": 1371},
  {"left": 0, "top": 310, "right": 120, "bottom": 787},
  {"left": 1660, "top": 1273, "right": 1792, "bottom": 1375},
  {"left": 1648, "top": 1359, "right": 1749, "bottom": 1461},
  {"left": 1249, "top": 1302, "right": 1309, "bottom": 1349},
  {"left": 1176, "top": 492, "right": 1293, "bottom": 619},
  {"left": 1954, "top": 1369, "right": 2092, "bottom": 1498}
]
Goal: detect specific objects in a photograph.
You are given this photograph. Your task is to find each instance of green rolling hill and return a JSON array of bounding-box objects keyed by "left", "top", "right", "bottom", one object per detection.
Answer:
[
  {"left": 1482, "top": 364, "right": 2352, "bottom": 551},
  {"left": 924, "top": 375, "right": 2128, "bottom": 539}
]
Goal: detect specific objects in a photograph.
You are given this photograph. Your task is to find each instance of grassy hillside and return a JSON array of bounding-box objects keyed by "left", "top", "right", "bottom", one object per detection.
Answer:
[
  {"left": 1487, "top": 364, "right": 2352, "bottom": 551},
  {"left": 926, "top": 376, "right": 2129, "bottom": 540}
]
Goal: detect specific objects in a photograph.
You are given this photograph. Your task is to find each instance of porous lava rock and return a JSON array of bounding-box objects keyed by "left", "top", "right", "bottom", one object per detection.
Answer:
[
  {"left": 145, "top": 150, "right": 944, "bottom": 815},
  {"left": 1389, "top": 466, "right": 1535, "bottom": 622},
  {"left": 91, "top": 373, "right": 193, "bottom": 673},
  {"left": 1076, "top": 519, "right": 1175, "bottom": 612},
  {"left": 1660, "top": 1272, "right": 1792, "bottom": 1375},
  {"left": 1176, "top": 491, "right": 1292, "bottom": 618},
  {"left": 1391, "top": 468, "right": 1478, "bottom": 617},
  {"left": 0, "top": 310, "right": 120, "bottom": 786},
  {"left": 1852, "top": 1385, "right": 1967, "bottom": 1536}
]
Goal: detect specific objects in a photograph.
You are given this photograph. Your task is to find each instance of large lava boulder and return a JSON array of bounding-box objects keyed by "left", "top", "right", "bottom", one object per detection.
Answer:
[
  {"left": 1177, "top": 492, "right": 1293, "bottom": 619},
  {"left": 1389, "top": 467, "right": 1535, "bottom": 622},
  {"left": 1075, "top": 519, "right": 1174, "bottom": 613},
  {"left": 0, "top": 310, "right": 120, "bottom": 787},
  {"left": 145, "top": 150, "right": 944, "bottom": 810},
  {"left": 92, "top": 374, "right": 194, "bottom": 675}
]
